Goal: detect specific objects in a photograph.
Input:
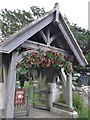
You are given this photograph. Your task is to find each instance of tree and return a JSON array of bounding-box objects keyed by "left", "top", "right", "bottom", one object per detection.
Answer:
[
  {"left": 0, "top": 6, "right": 46, "bottom": 38},
  {"left": 64, "top": 16, "right": 90, "bottom": 73}
]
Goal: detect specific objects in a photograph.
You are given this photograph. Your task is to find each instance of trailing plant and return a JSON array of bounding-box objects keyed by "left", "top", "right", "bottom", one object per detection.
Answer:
[{"left": 17, "top": 49, "right": 73, "bottom": 75}]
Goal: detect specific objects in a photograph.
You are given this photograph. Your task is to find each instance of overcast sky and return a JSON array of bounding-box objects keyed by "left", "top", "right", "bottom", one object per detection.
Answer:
[{"left": 0, "top": 0, "right": 89, "bottom": 29}]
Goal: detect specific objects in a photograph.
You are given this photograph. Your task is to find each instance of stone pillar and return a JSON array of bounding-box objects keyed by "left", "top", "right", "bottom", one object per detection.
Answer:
[{"left": 48, "top": 83, "right": 60, "bottom": 111}]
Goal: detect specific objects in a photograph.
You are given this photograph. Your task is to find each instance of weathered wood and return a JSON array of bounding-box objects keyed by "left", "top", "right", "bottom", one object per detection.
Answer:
[
  {"left": 26, "top": 88, "right": 30, "bottom": 116},
  {"left": 5, "top": 51, "right": 18, "bottom": 118},
  {"left": 40, "top": 30, "right": 47, "bottom": 43},
  {"left": 22, "top": 40, "right": 71, "bottom": 57},
  {"left": 14, "top": 88, "right": 30, "bottom": 117},
  {"left": 47, "top": 28, "right": 50, "bottom": 45},
  {"left": 49, "top": 33, "right": 60, "bottom": 44},
  {"left": 40, "top": 30, "right": 61, "bottom": 46},
  {"left": 0, "top": 53, "right": 2, "bottom": 83},
  {"left": 54, "top": 3, "right": 60, "bottom": 23},
  {"left": 66, "top": 64, "right": 73, "bottom": 108},
  {"left": 59, "top": 68, "right": 67, "bottom": 87}
]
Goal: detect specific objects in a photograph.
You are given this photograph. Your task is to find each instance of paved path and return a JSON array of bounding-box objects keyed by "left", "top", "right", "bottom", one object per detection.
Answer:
[{"left": 18, "top": 105, "right": 62, "bottom": 118}]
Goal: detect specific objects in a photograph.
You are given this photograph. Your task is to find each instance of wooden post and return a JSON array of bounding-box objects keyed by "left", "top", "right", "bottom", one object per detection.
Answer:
[
  {"left": 5, "top": 51, "right": 18, "bottom": 118},
  {"left": 67, "top": 73, "right": 73, "bottom": 108},
  {"left": 66, "top": 63, "right": 73, "bottom": 108}
]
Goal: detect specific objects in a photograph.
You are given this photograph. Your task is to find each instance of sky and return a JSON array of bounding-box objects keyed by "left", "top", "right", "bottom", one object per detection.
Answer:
[{"left": 0, "top": 0, "right": 89, "bottom": 29}]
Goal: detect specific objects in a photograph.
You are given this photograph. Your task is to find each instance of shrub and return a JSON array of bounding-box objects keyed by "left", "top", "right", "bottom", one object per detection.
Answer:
[
  {"left": 73, "top": 92, "right": 84, "bottom": 112},
  {"left": 73, "top": 92, "right": 89, "bottom": 118}
]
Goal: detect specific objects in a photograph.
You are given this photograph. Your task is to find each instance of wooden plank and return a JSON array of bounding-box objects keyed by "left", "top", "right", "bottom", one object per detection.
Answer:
[{"left": 26, "top": 88, "right": 30, "bottom": 116}]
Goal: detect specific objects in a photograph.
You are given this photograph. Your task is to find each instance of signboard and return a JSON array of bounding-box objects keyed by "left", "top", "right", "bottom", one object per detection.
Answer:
[{"left": 14, "top": 88, "right": 26, "bottom": 106}]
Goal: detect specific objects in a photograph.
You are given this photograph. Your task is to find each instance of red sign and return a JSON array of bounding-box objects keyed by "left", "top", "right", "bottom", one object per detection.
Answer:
[{"left": 14, "top": 88, "right": 26, "bottom": 106}]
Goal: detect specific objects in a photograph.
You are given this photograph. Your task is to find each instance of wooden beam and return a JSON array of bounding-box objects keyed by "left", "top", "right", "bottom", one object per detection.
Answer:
[
  {"left": 21, "top": 40, "right": 71, "bottom": 57},
  {"left": 39, "top": 30, "right": 47, "bottom": 43},
  {"left": 66, "top": 63, "right": 73, "bottom": 108},
  {"left": 54, "top": 3, "right": 60, "bottom": 23},
  {"left": 59, "top": 68, "right": 67, "bottom": 87},
  {"left": 5, "top": 51, "right": 18, "bottom": 118},
  {"left": 47, "top": 28, "right": 50, "bottom": 46},
  {"left": 49, "top": 33, "right": 60, "bottom": 44}
]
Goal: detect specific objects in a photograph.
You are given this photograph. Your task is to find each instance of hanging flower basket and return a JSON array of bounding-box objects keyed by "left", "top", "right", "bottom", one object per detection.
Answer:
[{"left": 17, "top": 49, "right": 73, "bottom": 73}]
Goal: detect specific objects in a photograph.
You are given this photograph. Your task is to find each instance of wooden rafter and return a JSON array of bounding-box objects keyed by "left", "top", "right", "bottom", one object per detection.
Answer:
[{"left": 40, "top": 29, "right": 61, "bottom": 46}]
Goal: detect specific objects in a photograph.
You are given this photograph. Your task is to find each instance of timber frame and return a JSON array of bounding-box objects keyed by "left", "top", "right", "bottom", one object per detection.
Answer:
[{"left": 0, "top": 3, "right": 88, "bottom": 118}]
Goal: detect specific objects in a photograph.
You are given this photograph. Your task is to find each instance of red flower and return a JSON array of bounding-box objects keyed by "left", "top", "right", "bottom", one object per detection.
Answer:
[
  {"left": 46, "top": 63, "right": 50, "bottom": 67},
  {"left": 48, "top": 59, "right": 51, "bottom": 63},
  {"left": 17, "top": 62, "right": 20, "bottom": 68},
  {"left": 26, "top": 48, "right": 29, "bottom": 51},
  {"left": 38, "top": 62, "right": 42, "bottom": 65},
  {"left": 52, "top": 51, "right": 57, "bottom": 56},
  {"left": 26, "top": 55, "right": 30, "bottom": 60},
  {"left": 52, "top": 60, "right": 55, "bottom": 64},
  {"left": 42, "top": 57, "right": 46, "bottom": 62},
  {"left": 32, "top": 59, "right": 35, "bottom": 63}
]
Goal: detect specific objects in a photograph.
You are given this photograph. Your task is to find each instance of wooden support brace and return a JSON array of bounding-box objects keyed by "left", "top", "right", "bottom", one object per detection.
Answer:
[{"left": 39, "top": 30, "right": 47, "bottom": 43}]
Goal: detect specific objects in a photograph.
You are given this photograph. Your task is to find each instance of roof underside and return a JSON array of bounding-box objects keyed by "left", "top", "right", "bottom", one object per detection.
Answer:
[
  {"left": 0, "top": 7, "right": 88, "bottom": 66},
  {"left": 28, "top": 22, "right": 72, "bottom": 53}
]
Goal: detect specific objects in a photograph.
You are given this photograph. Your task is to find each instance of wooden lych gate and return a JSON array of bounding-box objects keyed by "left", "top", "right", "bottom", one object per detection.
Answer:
[{"left": 0, "top": 3, "right": 88, "bottom": 118}]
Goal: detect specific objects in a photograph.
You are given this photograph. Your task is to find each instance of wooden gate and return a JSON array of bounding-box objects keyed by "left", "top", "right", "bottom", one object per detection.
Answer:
[
  {"left": 14, "top": 88, "right": 30, "bottom": 117},
  {"left": 33, "top": 86, "right": 49, "bottom": 110}
]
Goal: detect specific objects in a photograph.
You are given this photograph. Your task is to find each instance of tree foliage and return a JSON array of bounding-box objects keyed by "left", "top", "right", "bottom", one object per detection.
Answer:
[
  {"left": 64, "top": 16, "right": 90, "bottom": 72},
  {"left": 0, "top": 6, "right": 46, "bottom": 37}
]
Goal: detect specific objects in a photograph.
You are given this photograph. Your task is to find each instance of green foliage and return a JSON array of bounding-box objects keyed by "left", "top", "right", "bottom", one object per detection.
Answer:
[
  {"left": 73, "top": 92, "right": 84, "bottom": 112},
  {"left": 58, "top": 94, "right": 65, "bottom": 104},
  {"left": 73, "top": 92, "right": 89, "bottom": 118},
  {"left": 17, "top": 49, "right": 73, "bottom": 74},
  {"left": 30, "top": 6, "right": 45, "bottom": 19},
  {"left": 0, "top": 6, "right": 46, "bottom": 37},
  {"left": 64, "top": 16, "right": 90, "bottom": 73}
]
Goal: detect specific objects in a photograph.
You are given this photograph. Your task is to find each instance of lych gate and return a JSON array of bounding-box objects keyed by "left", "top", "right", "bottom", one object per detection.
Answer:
[{"left": 0, "top": 3, "right": 88, "bottom": 118}]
